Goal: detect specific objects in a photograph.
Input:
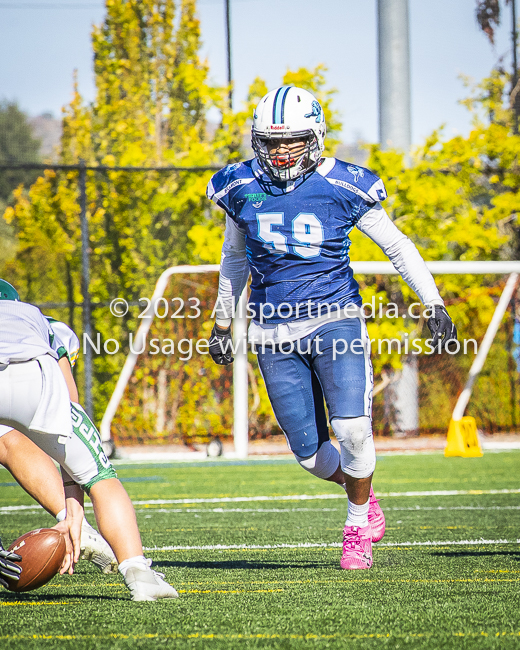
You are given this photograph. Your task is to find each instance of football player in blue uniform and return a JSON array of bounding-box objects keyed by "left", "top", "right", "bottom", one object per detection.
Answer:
[{"left": 206, "top": 86, "right": 456, "bottom": 570}]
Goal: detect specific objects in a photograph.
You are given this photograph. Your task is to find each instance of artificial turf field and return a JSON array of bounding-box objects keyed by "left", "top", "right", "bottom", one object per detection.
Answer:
[{"left": 0, "top": 451, "right": 519, "bottom": 649}]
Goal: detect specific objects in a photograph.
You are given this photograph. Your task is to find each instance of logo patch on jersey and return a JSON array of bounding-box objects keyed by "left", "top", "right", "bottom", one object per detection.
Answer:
[
  {"left": 347, "top": 165, "right": 364, "bottom": 183},
  {"left": 245, "top": 192, "right": 268, "bottom": 205},
  {"left": 304, "top": 100, "right": 323, "bottom": 123},
  {"left": 223, "top": 162, "right": 241, "bottom": 176},
  {"left": 329, "top": 178, "right": 371, "bottom": 202}
]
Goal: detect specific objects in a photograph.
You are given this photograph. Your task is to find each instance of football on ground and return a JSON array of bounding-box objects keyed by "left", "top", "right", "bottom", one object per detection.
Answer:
[{"left": 5, "top": 528, "right": 66, "bottom": 592}]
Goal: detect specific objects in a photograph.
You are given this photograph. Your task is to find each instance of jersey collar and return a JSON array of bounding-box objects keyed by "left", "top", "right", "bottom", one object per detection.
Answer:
[{"left": 316, "top": 157, "right": 336, "bottom": 177}]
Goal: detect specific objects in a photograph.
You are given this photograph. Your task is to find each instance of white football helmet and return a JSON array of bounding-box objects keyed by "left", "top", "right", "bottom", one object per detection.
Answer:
[{"left": 251, "top": 86, "right": 326, "bottom": 182}]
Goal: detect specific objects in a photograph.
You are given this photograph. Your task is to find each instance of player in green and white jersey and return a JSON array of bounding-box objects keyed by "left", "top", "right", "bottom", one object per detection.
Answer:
[
  {"left": 0, "top": 312, "right": 118, "bottom": 574},
  {"left": 0, "top": 279, "right": 178, "bottom": 601}
]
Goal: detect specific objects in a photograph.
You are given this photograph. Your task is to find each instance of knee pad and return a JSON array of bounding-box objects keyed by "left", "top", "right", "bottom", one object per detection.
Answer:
[
  {"left": 331, "top": 416, "right": 375, "bottom": 479},
  {"left": 293, "top": 440, "right": 340, "bottom": 479}
]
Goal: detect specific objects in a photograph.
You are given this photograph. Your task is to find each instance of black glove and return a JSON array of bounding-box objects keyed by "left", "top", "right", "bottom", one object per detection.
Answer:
[
  {"left": 427, "top": 305, "right": 458, "bottom": 351},
  {"left": 0, "top": 539, "right": 22, "bottom": 589},
  {"left": 208, "top": 324, "right": 234, "bottom": 366}
]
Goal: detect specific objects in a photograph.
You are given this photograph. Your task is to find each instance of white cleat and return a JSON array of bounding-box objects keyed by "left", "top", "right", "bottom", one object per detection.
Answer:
[
  {"left": 80, "top": 519, "right": 119, "bottom": 574},
  {"left": 124, "top": 560, "right": 179, "bottom": 602}
]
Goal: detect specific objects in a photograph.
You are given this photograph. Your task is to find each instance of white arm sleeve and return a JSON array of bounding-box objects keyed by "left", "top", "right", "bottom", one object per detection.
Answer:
[
  {"left": 215, "top": 216, "right": 250, "bottom": 327},
  {"left": 356, "top": 203, "right": 444, "bottom": 306}
]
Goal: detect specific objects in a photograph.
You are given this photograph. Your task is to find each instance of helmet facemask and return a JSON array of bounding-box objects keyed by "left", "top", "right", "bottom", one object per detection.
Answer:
[{"left": 251, "top": 129, "right": 322, "bottom": 182}]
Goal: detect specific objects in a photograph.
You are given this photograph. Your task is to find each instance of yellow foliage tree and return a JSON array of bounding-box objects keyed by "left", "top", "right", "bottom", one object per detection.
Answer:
[
  {"left": 195, "top": 67, "right": 520, "bottom": 435},
  {"left": 3, "top": 2, "right": 519, "bottom": 437},
  {"left": 3, "top": 0, "right": 236, "bottom": 421}
]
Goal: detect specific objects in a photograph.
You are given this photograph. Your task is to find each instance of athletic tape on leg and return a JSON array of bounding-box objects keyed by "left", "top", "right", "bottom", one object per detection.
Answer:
[
  {"left": 331, "top": 416, "right": 375, "bottom": 479},
  {"left": 294, "top": 440, "right": 340, "bottom": 479}
]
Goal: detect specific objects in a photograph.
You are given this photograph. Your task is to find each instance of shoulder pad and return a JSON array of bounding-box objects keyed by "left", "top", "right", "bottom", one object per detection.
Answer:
[
  {"left": 319, "top": 158, "right": 387, "bottom": 203},
  {"left": 46, "top": 318, "right": 80, "bottom": 367},
  {"left": 206, "top": 161, "right": 256, "bottom": 203}
]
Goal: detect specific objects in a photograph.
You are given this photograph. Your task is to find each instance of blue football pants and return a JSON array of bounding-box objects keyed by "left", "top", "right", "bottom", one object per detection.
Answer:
[{"left": 256, "top": 318, "right": 373, "bottom": 459}]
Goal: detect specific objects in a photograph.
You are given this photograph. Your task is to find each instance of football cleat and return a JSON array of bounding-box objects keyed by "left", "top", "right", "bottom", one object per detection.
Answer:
[
  {"left": 368, "top": 485, "right": 386, "bottom": 543},
  {"left": 80, "top": 519, "right": 118, "bottom": 574},
  {"left": 340, "top": 525, "right": 373, "bottom": 570},
  {"left": 124, "top": 559, "right": 179, "bottom": 602}
]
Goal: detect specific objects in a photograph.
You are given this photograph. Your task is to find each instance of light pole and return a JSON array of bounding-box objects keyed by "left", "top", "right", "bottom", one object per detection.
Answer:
[
  {"left": 512, "top": 0, "right": 519, "bottom": 134},
  {"left": 377, "top": 0, "right": 416, "bottom": 436},
  {"left": 79, "top": 159, "right": 93, "bottom": 416},
  {"left": 225, "top": 0, "right": 233, "bottom": 110},
  {"left": 377, "top": 0, "right": 411, "bottom": 154}
]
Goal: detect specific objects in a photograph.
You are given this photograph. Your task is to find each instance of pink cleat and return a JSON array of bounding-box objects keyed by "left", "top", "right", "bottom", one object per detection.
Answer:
[
  {"left": 340, "top": 525, "right": 373, "bottom": 570},
  {"left": 368, "top": 485, "right": 385, "bottom": 543}
]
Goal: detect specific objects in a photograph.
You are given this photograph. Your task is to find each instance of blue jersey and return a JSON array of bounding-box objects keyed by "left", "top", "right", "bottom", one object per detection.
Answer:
[{"left": 207, "top": 158, "right": 387, "bottom": 324}]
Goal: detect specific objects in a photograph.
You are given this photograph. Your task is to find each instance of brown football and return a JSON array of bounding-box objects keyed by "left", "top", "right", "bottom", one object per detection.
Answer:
[{"left": 5, "top": 528, "right": 66, "bottom": 592}]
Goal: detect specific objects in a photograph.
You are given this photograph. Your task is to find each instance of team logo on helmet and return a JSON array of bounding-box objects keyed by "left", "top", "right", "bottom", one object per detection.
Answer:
[
  {"left": 347, "top": 165, "right": 364, "bottom": 183},
  {"left": 304, "top": 100, "right": 323, "bottom": 123}
]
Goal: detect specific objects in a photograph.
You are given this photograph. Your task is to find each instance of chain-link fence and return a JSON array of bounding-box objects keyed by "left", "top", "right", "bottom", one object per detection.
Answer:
[{"left": 0, "top": 161, "right": 219, "bottom": 420}]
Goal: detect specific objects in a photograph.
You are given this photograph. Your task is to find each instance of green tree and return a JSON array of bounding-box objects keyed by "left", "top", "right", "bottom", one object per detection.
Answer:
[
  {"left": 475, "top": 0, "right": 520, "bottom": 130},
  {"left": 0, "top": 101, "right": 41, "bottom": 203},
  {"left": 475, "top": 0, "right": 511, "bottom": 45}
]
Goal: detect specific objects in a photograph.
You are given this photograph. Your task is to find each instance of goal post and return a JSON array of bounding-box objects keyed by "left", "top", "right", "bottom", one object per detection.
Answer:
[
  {"left": 100, "top": 260, "right": 520, "bottom": 457},
  {"left": 451, "top": 271, "right": 519, "bottom": 421},
  {"left": 445, "top": 271, "right": 519, "bottom": 457},
  {"left": 100, "top": 264, "right": 250, "bottom": 458}
]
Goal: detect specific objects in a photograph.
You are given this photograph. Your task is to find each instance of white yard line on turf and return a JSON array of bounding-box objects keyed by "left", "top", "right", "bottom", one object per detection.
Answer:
[
  {"left": 1, "top": 488, "right": 520, "bottom": 514},
  {"left": 129, "top": 488, "right": 520, "bottom": 504},
  {"left": 136, "top": 505, "right": 520, "bottom": 514},
  {"left": 386, "top": 505, "right": 520, "bottom": 511},
  {"left": 143, "top": 539, "right": 520, "bottom": 551},
  {"left": 3, "top": 504, "right": 520, "bottom": 516},
  {"left": 137, "top": 507, "right": 340, "bottom": 514}
]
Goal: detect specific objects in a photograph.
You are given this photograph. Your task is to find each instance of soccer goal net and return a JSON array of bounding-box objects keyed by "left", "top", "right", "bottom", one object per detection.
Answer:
[{"left": 100, "top": 261, "right": 520, "bottom": 456}]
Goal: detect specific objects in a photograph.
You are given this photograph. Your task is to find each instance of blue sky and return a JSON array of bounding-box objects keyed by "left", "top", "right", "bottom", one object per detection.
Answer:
[{"left": 0, "top": 0, "right": 515, "bottom": 144}]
